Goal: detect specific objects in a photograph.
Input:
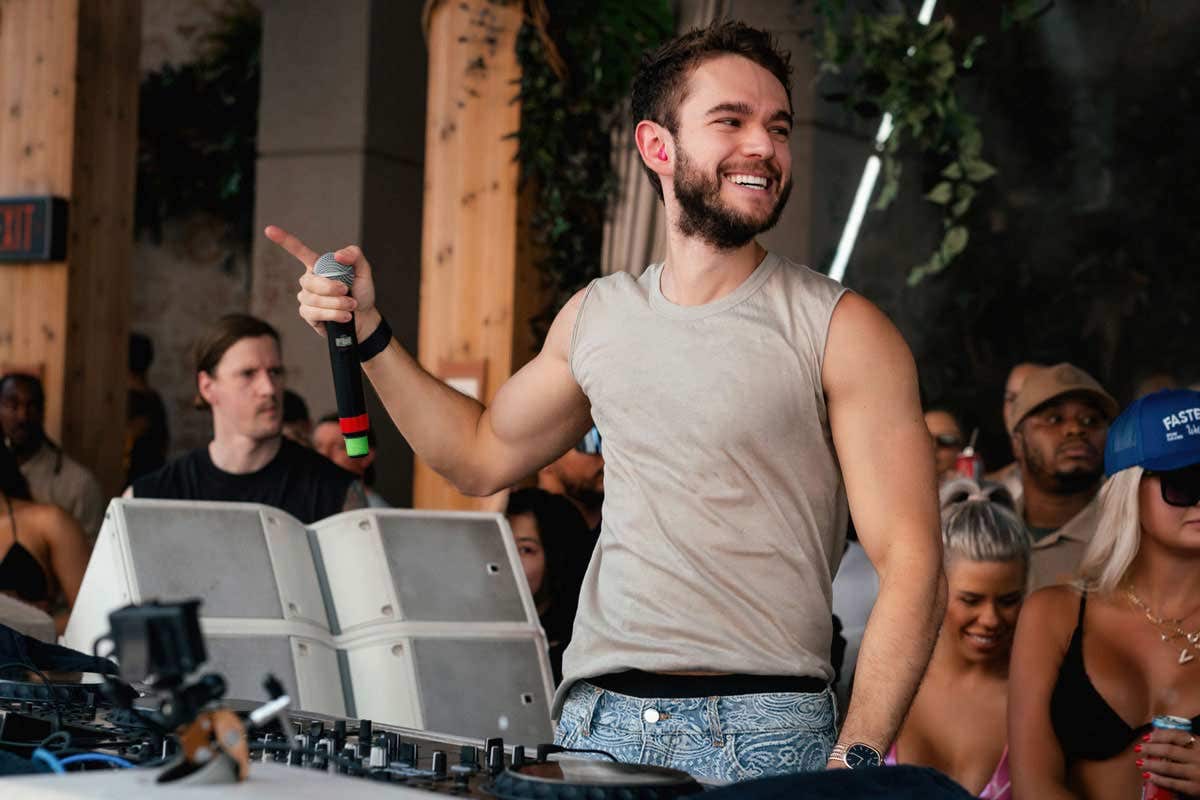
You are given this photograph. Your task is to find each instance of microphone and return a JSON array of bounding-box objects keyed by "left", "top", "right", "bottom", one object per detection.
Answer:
[{"left": 314, "top": 252, "right": 369, "bottom": 458}]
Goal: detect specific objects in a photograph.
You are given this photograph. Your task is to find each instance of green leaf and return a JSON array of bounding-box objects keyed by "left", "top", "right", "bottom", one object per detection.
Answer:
[
  {"left": 943, "top": 226, "right": 969, "bottom": 257},
  {"left": 941, "top": 162, "right": 963, "bottom": 180},
  {"left": 963, "top": 158, "right": 997, "bottom": 182},
  {"left": 951, "top": 183, "right": 976, "bottom": 217},
  {"left": 907, "top": 252, "right": 944, "bottom": 286},
  {"left": 925, "top": 182, "right": 954, "bottom": 204}
]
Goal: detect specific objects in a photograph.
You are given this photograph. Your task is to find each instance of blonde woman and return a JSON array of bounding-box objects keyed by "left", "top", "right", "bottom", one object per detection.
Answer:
[
  {"left": 886, "top": 479, "right": 1029, "bottom": 799},
  {"left": 1010, "top": 389, "right": 1200, "bottom": 799}
]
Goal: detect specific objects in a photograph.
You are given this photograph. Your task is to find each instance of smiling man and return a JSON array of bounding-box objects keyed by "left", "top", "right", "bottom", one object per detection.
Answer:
[
  {"left": 266, "top": 20, "right": 944, "bottom": 781},
  {"left": 1008, "top": 363, "right": 1119, "bottom": 589},
  {"left": 127, "top": 314, "right": 363, "bottom": 524}
]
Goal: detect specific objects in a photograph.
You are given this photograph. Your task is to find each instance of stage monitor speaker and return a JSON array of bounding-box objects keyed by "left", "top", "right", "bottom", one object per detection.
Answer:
[{"left": 64, "top": 500, "right": 554, "bottom": 744}]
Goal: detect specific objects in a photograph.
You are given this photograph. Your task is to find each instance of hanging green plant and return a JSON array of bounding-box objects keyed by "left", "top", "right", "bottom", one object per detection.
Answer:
[
  {"left": 513, "top": 0, "right": 673, "bottom": 341},
  {"left": 135, "top": 1, "right": 261, "bottom": 256},
  {"left": 813, "top": 0, "right": 1049, "bottom": 285}
]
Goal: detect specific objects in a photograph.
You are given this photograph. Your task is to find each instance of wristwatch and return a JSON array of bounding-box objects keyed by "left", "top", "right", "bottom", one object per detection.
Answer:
[{"left": 829, "top": 742, "right": 883, "bottom": 769}]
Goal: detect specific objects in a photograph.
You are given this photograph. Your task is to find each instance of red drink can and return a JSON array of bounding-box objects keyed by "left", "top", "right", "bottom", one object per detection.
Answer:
[
  {"left": 955, "top": 446, "right": 983, "bottom": 481},
  {"left": 1142, "top": 715, "right": 1193, "bottom": 800}
]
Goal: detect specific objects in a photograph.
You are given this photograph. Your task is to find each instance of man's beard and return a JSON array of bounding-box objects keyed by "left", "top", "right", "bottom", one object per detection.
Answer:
[
  {"left": 672, "top": 147, "right": 792, "bottom": 250},
  {"left": 1022, "top": 442, "right": 1102, "bottom": 494}
]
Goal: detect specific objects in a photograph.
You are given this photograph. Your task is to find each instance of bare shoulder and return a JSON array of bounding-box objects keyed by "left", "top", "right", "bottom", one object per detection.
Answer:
[
  {"left": 541, "top": 286, "right": 591, "bottom": 361},
  {"left": 22, "top": 502, "right": 84, "bottom": 543},
  {"left": 1018, "top": 584, "right": 1084, "bottom": 644},
  {"left": 826, "top": 292, "right": 910, "bottom": 363},
  {"left": 822, "top": 291, "right": 917, "bottom": 400}
]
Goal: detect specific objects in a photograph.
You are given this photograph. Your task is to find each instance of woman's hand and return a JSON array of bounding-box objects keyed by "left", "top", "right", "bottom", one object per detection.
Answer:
[{"left": 1139, "top": 727, "right": 1200, "bottom": 797}]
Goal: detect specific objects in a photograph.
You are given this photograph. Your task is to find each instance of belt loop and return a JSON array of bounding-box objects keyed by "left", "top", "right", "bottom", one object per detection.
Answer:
[
  {"left": 581, "top": 685, "right": 603, "bottom": 738},
  {"left": 707, "top": 695, "right": 724, "bottom": 748}
]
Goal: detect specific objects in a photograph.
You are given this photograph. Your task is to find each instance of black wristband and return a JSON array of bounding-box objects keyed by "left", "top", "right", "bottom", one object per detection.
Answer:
[{"left": 357, "top": 315, "right": 392, "bottom": 362}]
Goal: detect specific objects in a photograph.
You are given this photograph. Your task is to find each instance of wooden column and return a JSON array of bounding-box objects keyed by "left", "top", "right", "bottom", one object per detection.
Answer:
[
  {"left": 416, "top": 0, "right": 545, "bottom": 510},
  {"left": 0, "top": 0, "right": 140, "bottom": 495}
]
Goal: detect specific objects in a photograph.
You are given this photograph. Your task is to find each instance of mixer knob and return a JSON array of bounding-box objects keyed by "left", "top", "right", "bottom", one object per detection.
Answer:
[
  {"left": 487, "top": 744, "right": 504, "bottom": 775},
  {"left": 449, "top": 764, "right": 473, "bottom": 786},
  {"left": 460, "top": 745, "right": 477, "bottom": 767},
  {"left": 313, "top": 740, "right": 330, "bottom": 770},
  {"left": 357, "top": 719, "right": 373, "bottom": 759},
  {"left": 511, "top": 745, "right": 525, "bottom": 769},
  {"left": 369, "top": 733, "right": 389, "bottom": 769},
  {"left": 339, "top": 743, "right": 357, "bottom": 774},
  {"left": 333, "top": 720, "right": 347, "bottom": 751},
  {"left": 431, "top": 750, "right": 447, "bottom": 778}
]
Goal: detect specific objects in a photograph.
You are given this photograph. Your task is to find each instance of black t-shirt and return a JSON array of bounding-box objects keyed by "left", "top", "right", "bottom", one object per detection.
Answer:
[{"left": 132, "top": 438, "right": 356, "bottom": 524}]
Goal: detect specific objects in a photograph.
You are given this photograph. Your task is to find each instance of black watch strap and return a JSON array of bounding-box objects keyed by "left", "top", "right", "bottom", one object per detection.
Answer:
[{"left": 358, "top": 315, "right": 392, "bottom": 362}]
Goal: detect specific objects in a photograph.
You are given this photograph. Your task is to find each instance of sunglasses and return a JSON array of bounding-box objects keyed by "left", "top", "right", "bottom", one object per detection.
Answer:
[
  {"left": 1147, "top": 465, "right": 1200, "bottom": 507},
  {"left": 575, "top": 426, "right": 602, "bottom": 455},
  {"left": 932, "top": 433, "right": 963, "bottom": 450}
]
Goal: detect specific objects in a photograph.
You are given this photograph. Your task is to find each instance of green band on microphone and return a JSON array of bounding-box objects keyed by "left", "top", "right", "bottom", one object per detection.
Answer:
[{"left": 345, "top": 435, "right": 370, "bottom": 458}]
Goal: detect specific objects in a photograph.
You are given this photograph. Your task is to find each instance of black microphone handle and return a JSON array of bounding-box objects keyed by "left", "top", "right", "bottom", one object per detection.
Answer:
[{"left": 325, "top": 318, "right": 369, "bottom": 458}]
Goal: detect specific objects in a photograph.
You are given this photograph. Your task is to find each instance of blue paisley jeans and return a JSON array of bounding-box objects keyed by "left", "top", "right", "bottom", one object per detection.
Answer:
[{"left": 553, "top": 681, "right": 837, "bottom": 783}]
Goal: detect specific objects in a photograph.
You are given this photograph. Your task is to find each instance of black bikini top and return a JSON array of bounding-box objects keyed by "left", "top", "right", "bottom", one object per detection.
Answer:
[
  {"left": 1050, "top": 594, "right": 1199, "bottom": 761},
  {"left": 0, "top": 494, "right": 49, "bottom": 605}
]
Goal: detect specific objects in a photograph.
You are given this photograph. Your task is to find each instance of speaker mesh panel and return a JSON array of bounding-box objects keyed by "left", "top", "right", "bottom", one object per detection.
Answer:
[
  {"left": 122, "top": 504, "right": 283, "bottom": 619},
  {"left": 410, "top": 638, "right": 552, "bottom": 742},
  {"left": 377, "top": 516, "right": 527, "bottom": 623},
  {"left": 203, "top": 635, "right": 298, "bottom": 704}
]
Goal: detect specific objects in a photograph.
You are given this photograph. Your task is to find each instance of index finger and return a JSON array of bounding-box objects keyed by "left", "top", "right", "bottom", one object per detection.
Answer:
[{"left": 264, "top": 225, "right": 320, "bottom": 270}]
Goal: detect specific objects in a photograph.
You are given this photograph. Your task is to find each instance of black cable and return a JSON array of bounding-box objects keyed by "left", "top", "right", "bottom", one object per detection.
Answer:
[
  {"left": 544, "top": 744, "right": 620, "bottom": 763},
  {"left": 37, "top": 730, "right": 71, "bottom": 752}
]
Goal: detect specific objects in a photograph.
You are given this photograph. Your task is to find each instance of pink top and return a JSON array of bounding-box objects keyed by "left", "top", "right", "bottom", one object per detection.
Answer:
[{"left": 885, "top": 743, "right": 1011, "bottom": 800}]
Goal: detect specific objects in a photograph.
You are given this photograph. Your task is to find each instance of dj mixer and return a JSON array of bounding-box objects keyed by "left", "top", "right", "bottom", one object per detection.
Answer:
[{"left": 0, "top": 674, "right": 704, "bottom": 799}]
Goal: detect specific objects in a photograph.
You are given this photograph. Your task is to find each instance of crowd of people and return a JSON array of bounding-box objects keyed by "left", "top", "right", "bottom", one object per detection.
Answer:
[
  {"left": 1, "top": 16, "right": 1198, "bottom": 800},
  {"left": 0, "top": 312, "right": 602, "bottom": 667}
]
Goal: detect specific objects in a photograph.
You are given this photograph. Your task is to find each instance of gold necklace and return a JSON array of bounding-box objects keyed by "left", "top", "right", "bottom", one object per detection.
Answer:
[{"left": 1124, "top": 585, "right": 1200, "bottom": 665}]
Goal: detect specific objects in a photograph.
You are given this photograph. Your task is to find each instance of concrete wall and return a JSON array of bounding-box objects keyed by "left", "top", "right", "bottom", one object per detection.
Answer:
[{"left": 251, "top": 0, "right": 426, "bottom": 507}]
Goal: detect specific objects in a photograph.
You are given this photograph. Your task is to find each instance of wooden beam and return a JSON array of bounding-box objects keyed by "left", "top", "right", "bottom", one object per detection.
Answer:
[
  {"left": 0, "top": 0, "right": 140, "bottom": 496},
  {"left": 415, "top": 0, "right": 545, "bottom": 510}
]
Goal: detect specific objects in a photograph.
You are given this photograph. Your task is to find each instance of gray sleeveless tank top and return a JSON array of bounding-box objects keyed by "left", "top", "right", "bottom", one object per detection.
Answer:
[{"left": 554, "top": 252, "right": 849, "bottom": 715}]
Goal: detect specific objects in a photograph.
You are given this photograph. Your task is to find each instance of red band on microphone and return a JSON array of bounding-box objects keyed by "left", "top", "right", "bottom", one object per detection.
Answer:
[{"left": 339, "top": 414, "right": 370, "bottom": 434}]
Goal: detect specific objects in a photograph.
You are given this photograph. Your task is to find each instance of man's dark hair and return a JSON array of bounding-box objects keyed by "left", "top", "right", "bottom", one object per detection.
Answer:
[
  {"left": 192, "top": 314, "right": 280, "bottom": 410},
  {"left": 0, "top": 373, "right": 44, "bottom": 410},
  {"left": 0, "top": 443, "right": 32, "bottom": 501},
  {"left": 505, "top": 488, "right": 597, "bottom": 645},
  {"left": 630, "top": 19, "right": 793, "bottom": 200}
]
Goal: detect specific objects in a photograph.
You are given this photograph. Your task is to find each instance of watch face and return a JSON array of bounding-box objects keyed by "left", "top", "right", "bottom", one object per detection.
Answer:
[{"left": 844, "top": 743, "right": 882, "bottom": 769}]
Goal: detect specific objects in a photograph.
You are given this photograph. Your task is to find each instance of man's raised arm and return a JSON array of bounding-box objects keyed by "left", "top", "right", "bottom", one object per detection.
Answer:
[
  {"left": 821, "top": 292, "right": 945, "bottom": 764},
  {"left": 266, "top": 226, "right": 594, "bottom": 496}
]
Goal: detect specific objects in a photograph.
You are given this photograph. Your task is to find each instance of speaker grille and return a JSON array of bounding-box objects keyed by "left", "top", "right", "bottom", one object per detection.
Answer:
[
  {"left": 123, "top": 504, "right": 283, "bottom": 619},
  {"left": 378, "top": 516, "right": 527, "bottom": 622}
]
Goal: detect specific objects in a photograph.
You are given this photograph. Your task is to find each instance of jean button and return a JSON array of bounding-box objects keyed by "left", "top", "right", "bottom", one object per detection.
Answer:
[{"left": 642, "top": 708, "right": 661, "bottom": 724}]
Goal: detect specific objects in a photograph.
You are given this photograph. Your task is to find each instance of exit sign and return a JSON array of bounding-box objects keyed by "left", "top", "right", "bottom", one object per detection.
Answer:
[{"left": 0, "top": 196, "right": 68, "bottom": 262}]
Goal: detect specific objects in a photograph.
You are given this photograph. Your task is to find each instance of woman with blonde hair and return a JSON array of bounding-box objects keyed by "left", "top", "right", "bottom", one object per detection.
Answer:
[
  {"left": 1010, "top": 389, "right": 1200, "bottom": 799},
  {"left": 886, "top": 477, "right": 1030, "bottom": 798}
]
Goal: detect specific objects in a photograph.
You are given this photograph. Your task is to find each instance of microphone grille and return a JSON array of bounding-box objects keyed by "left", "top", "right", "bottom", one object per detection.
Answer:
[{"left": 314, "top": 252, "right": 355, "bottom": 288}]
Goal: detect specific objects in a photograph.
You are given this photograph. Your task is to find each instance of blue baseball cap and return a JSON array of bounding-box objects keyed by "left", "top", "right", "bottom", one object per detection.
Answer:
[{"left": 1104, "top": 389, "right": 1200, "bottom": 476}]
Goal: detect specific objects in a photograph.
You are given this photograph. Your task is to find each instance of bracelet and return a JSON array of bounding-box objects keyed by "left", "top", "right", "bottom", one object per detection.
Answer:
[{"left": 357, "top": 315, "right": 392, "bottom": 362}]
